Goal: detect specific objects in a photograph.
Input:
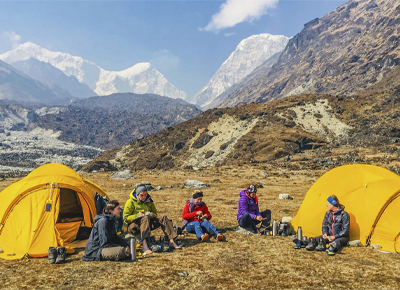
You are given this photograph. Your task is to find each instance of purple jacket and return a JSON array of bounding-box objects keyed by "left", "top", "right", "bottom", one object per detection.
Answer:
[{"left": 237, "top": 189, "right": 260, "bottom": 220}]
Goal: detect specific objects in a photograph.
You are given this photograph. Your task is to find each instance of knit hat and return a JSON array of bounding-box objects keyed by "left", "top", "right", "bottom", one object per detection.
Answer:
[
  {"left": 136, "top": 185, "right": 147, "bottom": 195},
  {"left": 247, "top": 185, "right": 257, "bottom": 194},
  {"left": 192, "top": 190, "right": 203, "bottom": 199},
  {"left": 327, "top": 196, "right": 339, "bottom": 207}
]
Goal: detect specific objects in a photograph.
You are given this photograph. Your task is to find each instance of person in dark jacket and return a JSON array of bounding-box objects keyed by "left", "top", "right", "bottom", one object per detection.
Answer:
[
  {"left": 294, "top": 195, "right": 350, "bottom": 256},
  {"left": 82, "top": 200, "right": 130, "bottom": 261},
  {"left": 182, "top": 190, "right": 224, "bottom": 242},
  {"left": 237, "top": 185, "right": 271, "bottom": 234}
]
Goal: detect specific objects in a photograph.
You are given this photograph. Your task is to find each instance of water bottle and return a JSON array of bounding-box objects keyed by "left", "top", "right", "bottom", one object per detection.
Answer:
[
  {"left": 272, "top": 219, "right": 277, "bottom": 236},
  {"left": 130, "top": 238, "right": 137, "bottom": 261},
  {"left": 297, "top": 226, "right": 303, "bottom": 241}
]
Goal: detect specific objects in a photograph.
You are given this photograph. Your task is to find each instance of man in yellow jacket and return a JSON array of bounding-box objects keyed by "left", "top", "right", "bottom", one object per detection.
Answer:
[{"left": 123, "top": 185, "right": 181, "bottom": 254}]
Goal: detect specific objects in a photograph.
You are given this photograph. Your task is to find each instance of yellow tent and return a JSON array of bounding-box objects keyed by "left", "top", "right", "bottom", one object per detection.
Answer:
[
  {"left": 0, "top": 163, "right": 108, "bottom": 260},
  {"left": 290, "top": 164, "right": 400, "bottom": 253}
]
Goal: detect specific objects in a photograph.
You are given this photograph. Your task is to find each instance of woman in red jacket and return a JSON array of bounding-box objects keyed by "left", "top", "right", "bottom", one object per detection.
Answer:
[{"left": 182, "top": 190, "right": 224, "bottom": 242}]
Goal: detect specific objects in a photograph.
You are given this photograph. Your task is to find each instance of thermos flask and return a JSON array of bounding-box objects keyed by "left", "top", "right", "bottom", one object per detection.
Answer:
[
  {"left": 130, "top": 237, "right": 136, "bottom": 261},
  {"left": 272, "top": 219, "right": 277, "bottom": 236},
  {"left": 297, "top": 226, "right": 303, "bottom": 241}
]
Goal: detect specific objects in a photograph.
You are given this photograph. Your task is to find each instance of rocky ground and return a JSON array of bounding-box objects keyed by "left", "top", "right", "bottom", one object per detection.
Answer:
[
  {"left": 1, "top": 165, "right": 400, "bottom": 289},
  {"left": 0, "top": 130, "right": 102, "bottom": 177}
]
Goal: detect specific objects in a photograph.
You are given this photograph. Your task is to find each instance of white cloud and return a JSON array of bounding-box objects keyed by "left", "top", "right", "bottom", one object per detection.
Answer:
[
  {"left": 1, "top": 31, "right": 22, "bottom": 49},
  {"left": 202, "top": 0, "right": 279, "bottom": 32},
  {"left": 224, "top": 32, "right": 236, "bottom": 37},
  {"left": 150, "top": 49, "right": 180, "bottom": 73}
]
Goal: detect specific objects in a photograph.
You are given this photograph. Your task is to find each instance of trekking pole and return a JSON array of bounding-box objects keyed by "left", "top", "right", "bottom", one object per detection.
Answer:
[{"left": 130, "top": 238, "right": 137, "bottom": 261}]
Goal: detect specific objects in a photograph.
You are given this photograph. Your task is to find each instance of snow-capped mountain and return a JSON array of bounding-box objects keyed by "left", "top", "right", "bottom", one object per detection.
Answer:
[
  {"left": 193, "top": 34, "right": 289, "bottom": 107},
  {"left": 0, "top": 59, "right": 62, "bottom": 103},
  {"left": 0, "top": 42, "right": 188, "bottom": 101},
  {"left": 12, "top": 58, "right": 96, "bottom": 99}
]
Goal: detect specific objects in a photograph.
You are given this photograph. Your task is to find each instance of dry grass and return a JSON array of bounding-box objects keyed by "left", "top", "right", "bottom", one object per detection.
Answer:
[{"left": 1, "top": 166, "right": 400, "bottom": 289}]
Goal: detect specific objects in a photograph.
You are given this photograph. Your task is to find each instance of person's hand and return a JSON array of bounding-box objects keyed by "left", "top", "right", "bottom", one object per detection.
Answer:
[
  {"left": 125, "top": 246, "right": 130, "bottom": 254},
  {"left": 148, "top": 212, "right": 154, "bottom": 218},
  {"left": 328, "top": 235, "right": 335, "bottom": 242},
  {"left": 196, "top": 211, "right": 203, "bottom": 216},
  {"left": 256, "top": 216, "right": 264, "bottom": 221},
  {"left": 138, "top": 212, "right": 144, "bottom": 217},
  {"left": 323, "top": 233, "right": 328, "bottom": 239},
  {"left": 203, "top": 214, "right": 208, "bottom": 219}
]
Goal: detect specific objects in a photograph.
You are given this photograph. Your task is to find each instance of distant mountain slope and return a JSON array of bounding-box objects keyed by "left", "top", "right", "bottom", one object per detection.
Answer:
[
  {"left": 0, "top": 42, "right": 188, "bottom": 101},
  {"left": 219, "top": 0, "right": 400, "bottom": 107},
  {"left": 193, "top": 34, "right": 289, "bottom": 107},
  {"left": 12, "top": 58, "right": 96, "bottom": 98},
  {"left": 0, "top": 59, "right": 63, "bottom": 103},
  {"left": 83, "top": 87, "right": 400, "bottom": 172},
  {"left": 32, "top": 93, "right": 201, "bottom": 149}
]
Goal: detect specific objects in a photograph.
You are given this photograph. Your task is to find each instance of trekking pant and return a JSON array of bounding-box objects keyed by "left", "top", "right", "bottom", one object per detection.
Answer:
[
  {"left": 317, "top": 235, "right": 349, "bottom": 251},
  {"left": 238, "top": 209, "right": 271, "bottom": 233},
  {"left": 186, "top": 220, "right": 219, "bottom": 239},
  {"left": 101, "top": 246, "right": 127, "bottom": 261},
  {"left": 127, "top": 215, "right": 177, "bottom": 241}
]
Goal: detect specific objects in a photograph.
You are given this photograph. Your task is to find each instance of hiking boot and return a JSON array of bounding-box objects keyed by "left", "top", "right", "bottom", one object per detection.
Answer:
[
  {"left": 48, "top": 247, "right": 57, "bottom": 264},
  {"left": 55, "top": 247, "right": 66, "bottom": 264},
  {"left": 216, "top": 233, "right": 224, "bottom": 241},
  {"left": 293, "top": 240, "right": 302, "bottom": 249},
  {"left": 201, "top": 233, "right": 209, "bottom": 242},
  {"left": 315, "top": 237, "right": 326, "bottom": 251},
  {"left": 326, "top": 245, "right": 335, "bottom": 256},
  {"left": 306, "top": 238, "right": 317, "bottom": 251},
  {"left": 291, "top": 235, "right": 299, "bottom": 244}
]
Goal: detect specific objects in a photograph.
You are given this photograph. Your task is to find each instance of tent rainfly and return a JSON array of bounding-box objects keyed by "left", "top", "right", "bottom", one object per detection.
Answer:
[
  {"left": 0, "top": 163, "right": 108, "bottom": 260},
  {"left": 291, "top": 164, "right": 400, "bottom": 253}
]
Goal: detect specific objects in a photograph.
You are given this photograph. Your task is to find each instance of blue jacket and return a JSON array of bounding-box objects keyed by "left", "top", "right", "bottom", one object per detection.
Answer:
[{"left": 322, "top": 208, "right": 350, "bottom": 239}]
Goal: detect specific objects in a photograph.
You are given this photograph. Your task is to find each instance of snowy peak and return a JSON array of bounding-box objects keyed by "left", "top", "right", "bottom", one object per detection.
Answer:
[
  {"left": 0, "top": 43, "right": 188, "bottom": 101},
  {"left": 193, "top": 33, "right": 289, "bottom": 107}
]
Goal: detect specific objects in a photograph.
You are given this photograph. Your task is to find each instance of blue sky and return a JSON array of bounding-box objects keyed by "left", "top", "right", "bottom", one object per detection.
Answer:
[{"left": 0, "top": 0, "right": 347, "bottom": 98}]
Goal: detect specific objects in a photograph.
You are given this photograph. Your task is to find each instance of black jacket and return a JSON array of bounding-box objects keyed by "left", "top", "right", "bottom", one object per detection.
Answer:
[
  {"left": 322, "top": 208, "right": 350, "bottom": 239},
  {"left": 82, "top": 214, "right": 128, "bottom": 261}
]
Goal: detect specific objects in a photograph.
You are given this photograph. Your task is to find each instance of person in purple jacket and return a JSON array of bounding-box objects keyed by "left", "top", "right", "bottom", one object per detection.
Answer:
[{"left": 237, "top": 185, "right": 271, "bottom": 234}]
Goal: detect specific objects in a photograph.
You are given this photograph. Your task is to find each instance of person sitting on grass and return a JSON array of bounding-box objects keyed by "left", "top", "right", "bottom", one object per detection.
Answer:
[
  {"left": 293, "top": 195, "right": 350, "bottom": 256},
  {"left": 123, "top": 185, "right": 181, "bottom": 255},
  {"left": 82, "top": 200, "right": 130, "bottom": 261},
  {"left": 237, "top": 185, "right": 271, "bottom": 234},
  {"left": 182, "top": 190, "right": 224, "bottom": 242}
]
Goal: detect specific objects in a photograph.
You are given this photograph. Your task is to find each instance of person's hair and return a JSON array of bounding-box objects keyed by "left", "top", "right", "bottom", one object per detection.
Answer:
[
  {"left": 103, "top": 200, "right": 120, "bottom": 214},
  {"left": 331, "top": 195, "right": 345, "bottom": 209}
]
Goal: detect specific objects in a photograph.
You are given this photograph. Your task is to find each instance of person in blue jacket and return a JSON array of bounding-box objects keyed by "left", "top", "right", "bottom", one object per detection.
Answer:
[{"left": 293, "top": 195, "right": 350, "bottom": 256}]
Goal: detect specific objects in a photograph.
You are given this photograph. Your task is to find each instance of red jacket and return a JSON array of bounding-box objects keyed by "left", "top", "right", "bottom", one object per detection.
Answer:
[{"left": 182, "top": 201, "right": 212, "bottom": 223}]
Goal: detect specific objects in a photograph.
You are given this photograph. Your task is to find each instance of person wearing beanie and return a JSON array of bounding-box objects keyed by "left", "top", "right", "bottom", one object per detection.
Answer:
[
  {"left": 123, "top": 185, "right": 181, "bottom": 255},
  {"left": 294, "top": 195, "right": 350, "bottom": 255},
  {"left": 236, "top": 185, "right": 271, "bottom": 234},
  {"left": 181, "top": 190, "right": 224, "bottom": 242}
]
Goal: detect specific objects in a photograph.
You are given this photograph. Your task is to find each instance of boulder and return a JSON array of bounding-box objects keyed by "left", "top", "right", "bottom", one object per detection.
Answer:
[
  {"left": 281, "top": 216, "right": 293, "bottom": 223},
  {"left": 348, "top": 240, "right": 362, "bottom": 247},
  {"left": 279, "top": 193, "right": 294, "bottom": 200},
  {"left": 112, "top": 170, "right": 136, "bottom": 180},
  {"left": 133, "top": 181, "right": 154, "bottom": 191},
  {"left": 183, "top": 180, "right": 210, "bottom": 189}
]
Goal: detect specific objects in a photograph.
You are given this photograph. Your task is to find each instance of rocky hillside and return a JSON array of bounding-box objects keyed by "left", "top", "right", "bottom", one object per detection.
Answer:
[
  {"left": 218, "top": 0, "right": 400, "bottom": 107},
  {"left": 83, "top": 87, "right": 400, "bottom": 173},
  {"left": 0, "top": 93, "right": 201, "bottom": 150}
]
